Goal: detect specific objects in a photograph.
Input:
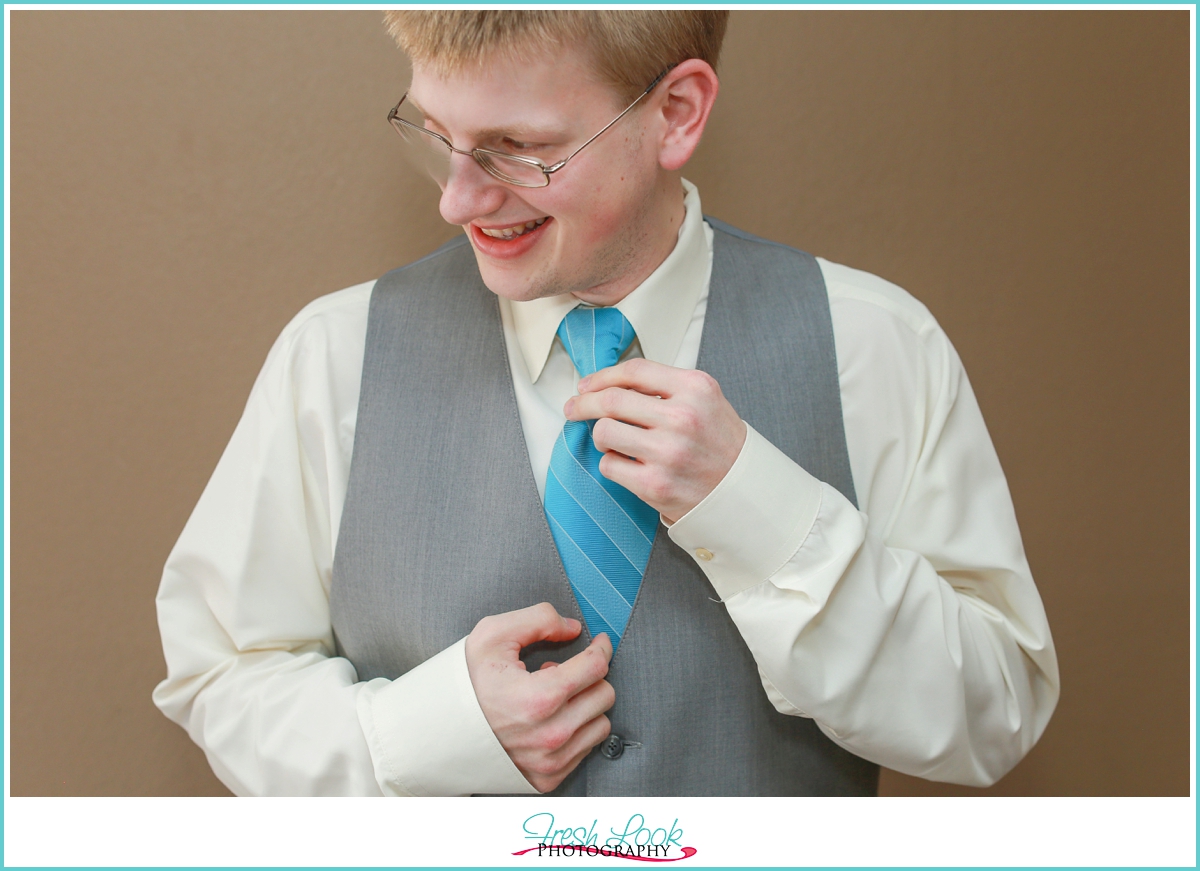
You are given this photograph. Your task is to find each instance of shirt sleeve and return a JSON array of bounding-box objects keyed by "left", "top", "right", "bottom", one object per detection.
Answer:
[
  {"left": 666, "top": 278, "right": 1060, "bottom": 788},
  {"left": 151, "top": 286, "right": 536, "bottom": 796}
]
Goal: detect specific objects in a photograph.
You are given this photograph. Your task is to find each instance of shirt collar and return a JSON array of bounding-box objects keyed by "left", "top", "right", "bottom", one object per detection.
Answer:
[{"left": 510, "top": 179, "right": 710, "bottom": 382}]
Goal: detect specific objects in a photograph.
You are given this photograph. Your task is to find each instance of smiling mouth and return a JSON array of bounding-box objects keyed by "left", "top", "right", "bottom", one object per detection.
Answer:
[{"left": 477, "top": 217, "right": 548, "bottom": 239}]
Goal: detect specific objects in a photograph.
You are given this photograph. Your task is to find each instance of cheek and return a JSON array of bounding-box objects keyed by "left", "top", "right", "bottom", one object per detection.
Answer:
[
  {"left": 573, "top": 183, "right": 645, "bottom": 246},
  {"left": 549, "top": 153, "right": 651, "bottom": 249},
  {"left": 578, "top": 208, "right": 626, "bottom": 246}
]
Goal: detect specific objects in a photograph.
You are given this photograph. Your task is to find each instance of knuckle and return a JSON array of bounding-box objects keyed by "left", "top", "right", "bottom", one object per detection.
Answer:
[
  {"left": 581, "top": 656, "right": 607, "bottom": 686},
  {"left": 471, "top": 614, "right": 497, "bottom": 640},
  {"left": 663, "top": 440, "right": 690, "bottom": 471},
  {"left": 529, "top": 755, "right": 564, "bottom": 777},
  {"left": 598, "top": 389, "right": 621, "bottom": 415},
  {"left": 689, "top": 369, "right": 718, "bottom": 395},
  {"left": 526, "top": 691, "right": 562, "bottom": 723},
  {"left": 668, "top": 402, "right": 700, "bottom": 431},
  {"left": 645, "top": 472, "right": 674, "bottom": 504},
  {"left": 598, "top": 681, "right": 616, "bottom": 709},
  {"left": 592, "top": 417, "right": 612, "bottom": 444},
  {"left": 589, "top": 646, "right": 611, "bottom": 677},
  {"left": 539, "top": 724, "right": 572, "bottom": 753},
  {"left": 532, "top": 773, "right": 565, "bottom": 793}
]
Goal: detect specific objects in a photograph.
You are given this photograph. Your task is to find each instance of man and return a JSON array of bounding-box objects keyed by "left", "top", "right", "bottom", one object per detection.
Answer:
[{"left": 153, "top": 10, "right": 1058, "bottom": 796}]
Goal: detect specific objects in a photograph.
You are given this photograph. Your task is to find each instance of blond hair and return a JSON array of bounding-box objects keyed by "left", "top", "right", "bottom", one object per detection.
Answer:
[{"left": 383, "top": 11, "right": 730, "bottom": 102}]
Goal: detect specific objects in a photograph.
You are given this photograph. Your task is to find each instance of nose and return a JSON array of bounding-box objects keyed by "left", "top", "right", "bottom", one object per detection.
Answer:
[{"left": 438, "top": 151, "right": 507, "bottom": 227}]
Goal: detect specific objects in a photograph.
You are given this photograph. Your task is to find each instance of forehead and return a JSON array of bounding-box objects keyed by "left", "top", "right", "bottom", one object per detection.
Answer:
[{"left": 407, "top": 47, "right": 624, "bottom": 135}]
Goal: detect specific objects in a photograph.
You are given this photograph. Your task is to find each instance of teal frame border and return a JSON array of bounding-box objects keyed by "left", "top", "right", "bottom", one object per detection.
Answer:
[{"left": 0, "top": 3, "right": 1194, "bottom": 870}]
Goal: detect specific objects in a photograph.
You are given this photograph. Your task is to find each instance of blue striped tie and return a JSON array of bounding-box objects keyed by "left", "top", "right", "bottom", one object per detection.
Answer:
[{"left": 543, "top": 306, "right": 659, "bottom": 650}]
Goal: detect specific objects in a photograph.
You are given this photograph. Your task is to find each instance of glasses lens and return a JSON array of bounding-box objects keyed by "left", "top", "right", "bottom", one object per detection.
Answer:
[
  {"left": 390, "top": 99, "right": 451, "bottom": 185},
  {"left": 474, "top": 151, "right": 550, "bottom": 188},
  {"left": 389, "top": 96, "right": 551, "bottom": 188}
]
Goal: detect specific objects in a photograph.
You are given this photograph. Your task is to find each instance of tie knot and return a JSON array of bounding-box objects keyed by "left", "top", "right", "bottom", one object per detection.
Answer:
[{"left": 557, "top": 306, "right": 636, "bottom": 378}]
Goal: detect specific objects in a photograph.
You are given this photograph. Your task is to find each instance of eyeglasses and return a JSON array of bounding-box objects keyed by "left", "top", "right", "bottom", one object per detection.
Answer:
[{"left": 387, "top": 66, "right": 675, "bottom": 189}]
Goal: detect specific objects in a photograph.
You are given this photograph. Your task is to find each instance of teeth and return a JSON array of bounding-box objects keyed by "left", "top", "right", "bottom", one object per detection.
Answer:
[{"left": 480, "top": 217, "right": 547, "bottom": 239}]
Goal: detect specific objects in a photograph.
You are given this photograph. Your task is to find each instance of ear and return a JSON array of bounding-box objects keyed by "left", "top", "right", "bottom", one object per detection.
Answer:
[{"left": 653, "top": 59, "right": 720, "bottom": 172}]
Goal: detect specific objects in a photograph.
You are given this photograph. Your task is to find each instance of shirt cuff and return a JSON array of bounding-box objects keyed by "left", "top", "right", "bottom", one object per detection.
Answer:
[
  {"left": 666, "top": 422, "right": 823, "bottom": 600},
  {"left": 355, "top": 637, "right": 538, "bottom": 796}
]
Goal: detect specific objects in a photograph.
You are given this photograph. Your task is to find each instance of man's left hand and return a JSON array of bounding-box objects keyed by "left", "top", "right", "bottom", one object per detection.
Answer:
[{"left": 564, "top": 359, "right": 746, "bottom": 524}]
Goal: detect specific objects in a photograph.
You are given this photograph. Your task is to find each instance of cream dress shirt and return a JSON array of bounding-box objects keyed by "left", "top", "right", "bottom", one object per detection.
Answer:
[{"left": 153, "top": 181, "right": 1059, "bottom": 796}]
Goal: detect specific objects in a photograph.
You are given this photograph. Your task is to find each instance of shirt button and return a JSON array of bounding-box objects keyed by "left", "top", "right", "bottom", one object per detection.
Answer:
[
  {"left": 694, "top": 547, "right": 714, "bottom": 561},
  {"left": 600, "top": 734, "right": 625, "bottom": 759}
]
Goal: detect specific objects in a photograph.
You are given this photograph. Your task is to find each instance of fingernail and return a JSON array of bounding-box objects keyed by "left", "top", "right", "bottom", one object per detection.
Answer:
[
  {"left": 564, "top": 397, "right": 575, "bottom": 416},
  {"left": 578, "top": 376, "right": 590, "bottom": 390}
]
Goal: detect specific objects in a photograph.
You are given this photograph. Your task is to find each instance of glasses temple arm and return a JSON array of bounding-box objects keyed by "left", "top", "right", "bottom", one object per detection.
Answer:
[{"left": 544, "top": 64, "right": 677, "bottom": 174}]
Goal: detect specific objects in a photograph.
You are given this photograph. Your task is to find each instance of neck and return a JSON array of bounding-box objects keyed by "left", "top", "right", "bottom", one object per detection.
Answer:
[{"left": 570, "top": 173, "right": 686, "bottom": 307}]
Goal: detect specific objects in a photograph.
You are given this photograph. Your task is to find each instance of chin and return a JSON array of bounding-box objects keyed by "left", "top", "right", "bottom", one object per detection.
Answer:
[
  {"left": 487, "top": 284, "right": 562, "bottom": 303},
  {"left": 473, "top": 258, "right": 564, "bottom": 302}
]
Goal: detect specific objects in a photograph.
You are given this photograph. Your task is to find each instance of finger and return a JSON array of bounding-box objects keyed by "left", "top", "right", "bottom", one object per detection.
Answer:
[
  {"left": 550, "top": 713, "right": 614, "bottom": 771},
  {"left": 535, "top": 632, "right": 612, "bottom": 699},
  {"left": 590, "top": 417, "right": 656, "bottom": 460},
  {"left": 565, "top": 387, "right": 669, "bottom": 428},
  {"left": 472, "top": 602, "right": 582, "bottom": 653},
  {"left": 595, "top": 451, "right": 650, "bottom": 497},
  {"left": 579, "top": 358, "right": 693, "bottom": 399},
  {"left": 562, "top": 677, "right": 617, "bottom": 724},
  {"left": 525, "top": 714, "right": 613, "bottom": 794},
  {"left": 539, "top": 661, "right": 558, "bottom": 670},
  {"left": 522, "top": 680, "right": 613, "bottom": 764}
]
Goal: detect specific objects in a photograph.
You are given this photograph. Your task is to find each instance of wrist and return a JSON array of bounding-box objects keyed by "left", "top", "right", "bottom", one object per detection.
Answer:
[{"left": 667, "top": 422, "right": 823, "bottom": 600}]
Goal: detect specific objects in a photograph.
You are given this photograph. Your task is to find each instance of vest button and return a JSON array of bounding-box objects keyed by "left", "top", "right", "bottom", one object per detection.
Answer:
[{"left": 600, "top": 733, "right": 625, "bottom": 759}]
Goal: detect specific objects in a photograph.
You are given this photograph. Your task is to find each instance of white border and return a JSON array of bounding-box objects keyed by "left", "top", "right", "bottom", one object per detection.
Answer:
[
  {"left": 2, "top": 4, "right": 1196, "bottom": 870},
  {"left": 2, "top": 796, "right": 1198, "bottom": 867}
]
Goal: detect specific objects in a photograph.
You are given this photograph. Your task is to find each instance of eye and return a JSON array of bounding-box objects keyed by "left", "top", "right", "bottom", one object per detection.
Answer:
[
  {"left": 501, "top": 137, "right": 538, "bottom": 153},
  {"left": 423, "top": 119, "right": 451, "bottom": 139}
]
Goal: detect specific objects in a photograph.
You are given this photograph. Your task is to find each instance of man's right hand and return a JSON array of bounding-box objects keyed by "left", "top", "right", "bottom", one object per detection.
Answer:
[{"left": 465, "top": 602, "right": 615, "bottom": 793}]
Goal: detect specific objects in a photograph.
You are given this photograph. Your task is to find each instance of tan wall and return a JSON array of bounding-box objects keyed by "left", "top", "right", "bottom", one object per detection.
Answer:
[{"left": 9, "top": 10, "right": 1189, "bottom": 796}]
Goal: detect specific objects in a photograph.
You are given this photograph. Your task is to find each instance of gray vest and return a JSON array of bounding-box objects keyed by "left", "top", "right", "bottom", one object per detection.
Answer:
[{"left": 330, "top": 218, "right": 879, "bottom": 796}]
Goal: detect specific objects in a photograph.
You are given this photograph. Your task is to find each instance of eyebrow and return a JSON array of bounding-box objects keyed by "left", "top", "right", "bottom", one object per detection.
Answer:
[{"left": 409, "top": 96, "right": 564, "bottom": 143}]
